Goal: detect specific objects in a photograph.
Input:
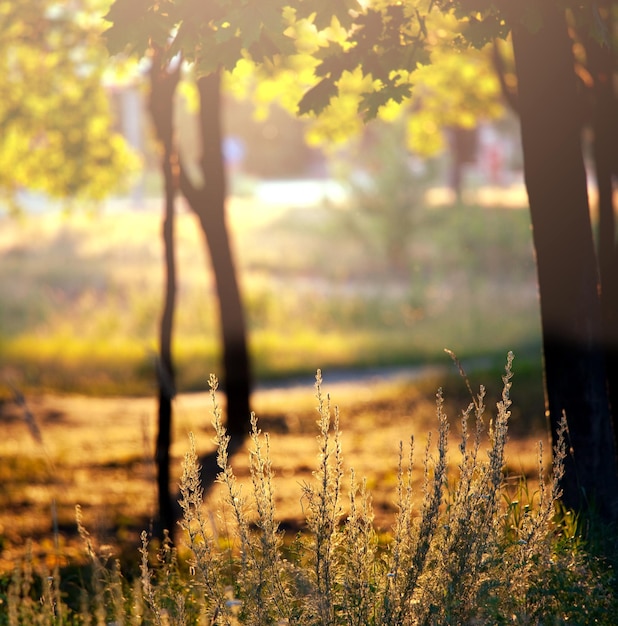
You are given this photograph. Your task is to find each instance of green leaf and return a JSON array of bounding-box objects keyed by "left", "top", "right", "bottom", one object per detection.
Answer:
[
  {"left": 195, "top": 35, "right": 243, "bottom": 75},
  {"left": 178, "top": 0, "right": 226, "bottom": 23},
  {"left": 236, "top": 3, "right": 292, "bottom": 59},
  {"left": 354, "top": 9, "right": 384, "bottom": 48},
  {"left": 169, "top": 19, "right": 200, "bottom": 61},
  {"left": 249, "top": 32, "right": 284, "bottom": 64},
  {"left": 463, "top": 14, "right": 509, "bottom": 49},
  {"left": 298, "top": 77, "right": 338, "bottom": 115},
  {"left": 451, "top": 0, "right": 495, "bottom": 20},
  {"left": 314, "top": 43, "right": 354, "bottom": 79},
  {"left": 103, "top": 0, "right": 151, "bottom": 26},
  {"left": 359, "top": 83, "right": 411, "bottom": 120},
  {"left": 264, "top": 29, "right": 296, "bottom": 58},
  {"left": 235, "top": 5, "right": 264, "bottom": 48},
  {"left": 103, "top": 0, "right": 173, "bottom": 57},
  {"left": 360, "top": 50, "right": 389, "bottom": 81}
]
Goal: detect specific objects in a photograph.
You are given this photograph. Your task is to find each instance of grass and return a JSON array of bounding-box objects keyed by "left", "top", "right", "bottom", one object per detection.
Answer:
[
  {"left": 0, "top": 355, "right": 546, "bottom": 569},
  {"left": 2, "top": 362, "right": 617, "bottom": 624},
  {"left": 0, "top": 196, "right": 541, "bottom": 396}
]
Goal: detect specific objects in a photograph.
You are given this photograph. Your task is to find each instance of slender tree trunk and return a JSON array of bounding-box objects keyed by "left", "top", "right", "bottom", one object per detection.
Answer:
[
  {"left": 149, "top": 55, "right": 180, "bottom": 536},
  {"left": 179, "top": 70, "right": 252, "bottom": 442},
  {"left": 154, "top": 156, "right": 177, "bottom": 535},
  {"left": 512, "top": 7, "right": 618, "bottom": 520}
]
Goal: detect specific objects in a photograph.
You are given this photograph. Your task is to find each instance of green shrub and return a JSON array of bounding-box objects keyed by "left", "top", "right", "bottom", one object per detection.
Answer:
[{"left": 4, "top": 356, "right": 617, "bottom": 624}]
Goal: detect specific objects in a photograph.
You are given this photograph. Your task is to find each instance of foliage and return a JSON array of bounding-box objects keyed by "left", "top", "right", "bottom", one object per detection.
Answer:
[
  {"left": 0, "top": 0, "right": 139, "bottom": 212},
  {"left": 104, "top": 0, "right": 301, "bottom": 67},
  {"left": 4, "top": 362, "right": 618, "bottom": 624},
  {"left": 104, "top": 0, "right": 504, "bottom": 156},
  {"left": 292, "top": 0, "right": 612, "bottom": 120}
]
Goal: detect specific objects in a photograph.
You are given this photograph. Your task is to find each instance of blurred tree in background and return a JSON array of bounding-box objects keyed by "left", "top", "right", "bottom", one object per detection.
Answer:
[
  {"left": 220, "top": 8, "right": 505, "bottom": 278},
  {"left": 0, "top": 0, "right": 137, "bottom": 212}
]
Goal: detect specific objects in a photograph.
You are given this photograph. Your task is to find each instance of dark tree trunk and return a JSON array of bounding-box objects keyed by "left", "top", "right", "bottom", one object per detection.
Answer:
[
  {"left": 179, "top": 70, "right": 252, "bottom": 442},
  {"left": 149, "top": 55, "right": 180, "bottom": 537},
  {"left": 512, "top": 7, "right": 618, "bottom": 520},
  {"left": 154, "top": 160, "right": 178, "bottom": 536},
  {"left": 584, "top": 4, "right": 618, "bottom": 453}
]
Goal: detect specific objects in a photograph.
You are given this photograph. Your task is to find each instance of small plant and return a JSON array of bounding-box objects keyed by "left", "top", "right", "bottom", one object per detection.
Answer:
[{"left": 4, "top": 355, "right": 617, "bottom": 624}]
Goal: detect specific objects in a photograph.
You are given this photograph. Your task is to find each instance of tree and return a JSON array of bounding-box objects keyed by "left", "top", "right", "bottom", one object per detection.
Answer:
[
  {"left": 509, "top": 4, "right": 618, "bottom": 519},
  {"left": 138, "top": 49, "right": 253, "bottom": 536},
  {"left": 0, "top": 0, "right": 136, "bottom": 211},
  {"left": 178, "top": 67, "right": 252, "bottom": 444},
  {"left": 239, "top": 14, "right": 504, "bottom": 274},
  {"left": 148, "top": 49, "right": 181, "bottom": 536},
  {"left": 582, "top": 1, "right": 618, "bottom": 453},
  {"left": 331, "top": 118, "right": 429, "bottom": 277},
  {"left": 105, "top": 0, "right": 260, "bottom": 533}
]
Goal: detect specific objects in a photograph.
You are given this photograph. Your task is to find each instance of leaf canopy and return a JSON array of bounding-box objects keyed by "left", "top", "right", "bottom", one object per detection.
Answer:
[
  {"left": 104, "top": 0, "right": 540, "bottom": 153},
  {"left": 104, "top": 0, "right": 611, "bottom": 123}
]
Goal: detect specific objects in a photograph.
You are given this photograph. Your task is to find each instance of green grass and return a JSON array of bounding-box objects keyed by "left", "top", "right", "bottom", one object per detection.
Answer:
[{"left": 0, "top": 199, "right": 541, "bottom": 397}]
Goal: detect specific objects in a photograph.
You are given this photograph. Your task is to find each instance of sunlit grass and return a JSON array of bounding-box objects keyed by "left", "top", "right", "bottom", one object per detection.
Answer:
[
  {"left": 0, "top": 359, "right": 546, "bottom": 570},
  {"left": 2, "top": 318, "right": 539, "bottom": 395},
  {"left": 0, "top": 197, "right": 541, "bottom": 396},
  {"left": 4, "top": 194, "right": 611, "bottom": 622},
  {"left": 0, "top": 360, "right": 542, "bottom": 565}
]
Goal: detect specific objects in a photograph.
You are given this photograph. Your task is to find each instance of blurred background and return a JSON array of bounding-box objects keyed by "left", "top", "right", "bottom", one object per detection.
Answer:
[{"left": 0, "top": 9, "right": 540, "bottom": 398}]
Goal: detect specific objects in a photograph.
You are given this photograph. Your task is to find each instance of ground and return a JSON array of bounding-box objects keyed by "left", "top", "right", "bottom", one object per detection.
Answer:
[{"left": 0, "top": 368, "right": 545, "bottom": 574}]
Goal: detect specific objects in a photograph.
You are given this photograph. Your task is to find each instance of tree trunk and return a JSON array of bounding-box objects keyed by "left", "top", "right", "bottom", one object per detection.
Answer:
[
  {"left": 154, "top": 158, "right": 177, "bottom": 535},
  {"left": 584, "top": 4, "right": 618, "bottom": 454},
  {"left": 512, "top": 7, "right": 618, "bottom": 520},
  {"left": 149, "top": 55, "right": 180, "bottom": 536},
  {"left": 179, "top": 70, "right": 252, "bottom": 442}
]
